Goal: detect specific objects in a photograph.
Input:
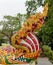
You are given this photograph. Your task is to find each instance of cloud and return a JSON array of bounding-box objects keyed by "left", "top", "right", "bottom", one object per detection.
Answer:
[
  {"left": 36, "top": 6, "right": 44, "bottom": 13},
  {"left": 0, "top": 0, "right": 26, "bottom": 20}
]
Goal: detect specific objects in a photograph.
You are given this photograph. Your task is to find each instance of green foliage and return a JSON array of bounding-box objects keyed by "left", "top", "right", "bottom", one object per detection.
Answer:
[
  {"left": 0, "top": 34, "right": 7, "bottom": 45},
  {"left": 42, "top": 45, "right": 51, "bottom": 52},
  {"left": 25, "top": 0, "right": 44, "bottom": 18},
  {"left": 42, "top": 45, "right": 53, "bottom": 63},
  {"left": 0, "top": 13, "right": 23, "bottom": 44},
  {"left": 0, "top": 39, "right": 7, "bottom": 46},
  {"left": 25, "top": 0, "right": 36, "bottom": 18},
  {"left": 38, "top": 20, "right": 53, "bottom": 46},
  {"left": 38, "top": 0, "right": 53, "bottom": 50}
]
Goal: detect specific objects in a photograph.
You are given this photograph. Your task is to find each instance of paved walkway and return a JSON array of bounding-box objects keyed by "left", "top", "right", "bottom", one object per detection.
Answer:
[{"left": 37, "top": 58, "right": 53, "bottom": 65}]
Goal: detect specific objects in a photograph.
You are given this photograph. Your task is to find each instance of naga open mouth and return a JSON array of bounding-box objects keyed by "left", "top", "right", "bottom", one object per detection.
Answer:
[
  {"left": 15, "top": 54, "right": 27, "bottom": 62},
  {"left": 14, "top": 50, "right": 40, "bottom": 63}
]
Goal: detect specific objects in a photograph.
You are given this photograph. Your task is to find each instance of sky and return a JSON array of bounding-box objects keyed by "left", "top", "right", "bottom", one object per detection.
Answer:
[
  {"left": 0, "top": 0, "right": 44, "bottom": 30},
  {"left": 0, "top": 0, "right": 27, "bottom": 20},
  {"left": 0, "top": 0, "right": 44, "bottom": 20}
]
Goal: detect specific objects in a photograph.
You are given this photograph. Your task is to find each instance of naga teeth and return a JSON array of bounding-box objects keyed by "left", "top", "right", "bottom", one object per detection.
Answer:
[
  {"left": 24, "top": 59, "right": 26, "bottom": 62},
  {"left": 23, "top": 55, "right": 24, "bottom": 58},
  {"left": 17, "top": 55, "right": 27, "bottom": 62}
]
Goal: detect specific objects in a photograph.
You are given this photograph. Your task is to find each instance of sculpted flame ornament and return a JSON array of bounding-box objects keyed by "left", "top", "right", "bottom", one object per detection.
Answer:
[{"left": 5, "top": 3, "right": 48, "bottom": 64}]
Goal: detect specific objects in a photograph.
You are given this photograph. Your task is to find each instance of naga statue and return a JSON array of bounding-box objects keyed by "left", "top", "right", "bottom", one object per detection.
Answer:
[{"left": 5, "top": 3, "right": 48, "bottom": 64}]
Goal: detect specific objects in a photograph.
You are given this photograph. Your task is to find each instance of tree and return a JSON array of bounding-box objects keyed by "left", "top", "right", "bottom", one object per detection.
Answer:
[
  {"left": 0, "top": 34, "right": 5, "bottom": 45},
  {"left": 0, "top": 13, "right": 23, "bottom": 44},
  {"left": 25, "top": 0, "right": 44, "bottom": 18},
  {"left": 38, "top": 0, "right": 53, "bottom": 50}
]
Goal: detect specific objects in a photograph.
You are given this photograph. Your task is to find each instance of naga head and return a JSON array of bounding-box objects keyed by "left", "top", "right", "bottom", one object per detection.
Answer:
[{"left": 11, "top": 3, "right": 48, "bottom": 64}]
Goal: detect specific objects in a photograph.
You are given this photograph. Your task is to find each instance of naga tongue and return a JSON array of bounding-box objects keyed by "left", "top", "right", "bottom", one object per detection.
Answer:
[{"left": 39, "top": 18, "right": 44, "bottom": 24}]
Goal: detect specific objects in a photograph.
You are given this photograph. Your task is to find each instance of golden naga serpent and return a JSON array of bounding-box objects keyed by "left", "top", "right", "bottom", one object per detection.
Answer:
[{"left": 11, "top": 3, "right": 48, "bottom": 63}]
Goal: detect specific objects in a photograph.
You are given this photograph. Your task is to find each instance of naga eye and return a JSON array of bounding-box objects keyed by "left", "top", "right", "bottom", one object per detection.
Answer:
[{"left": 23, "top": 50, "right": 26, "bottom": 53}]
